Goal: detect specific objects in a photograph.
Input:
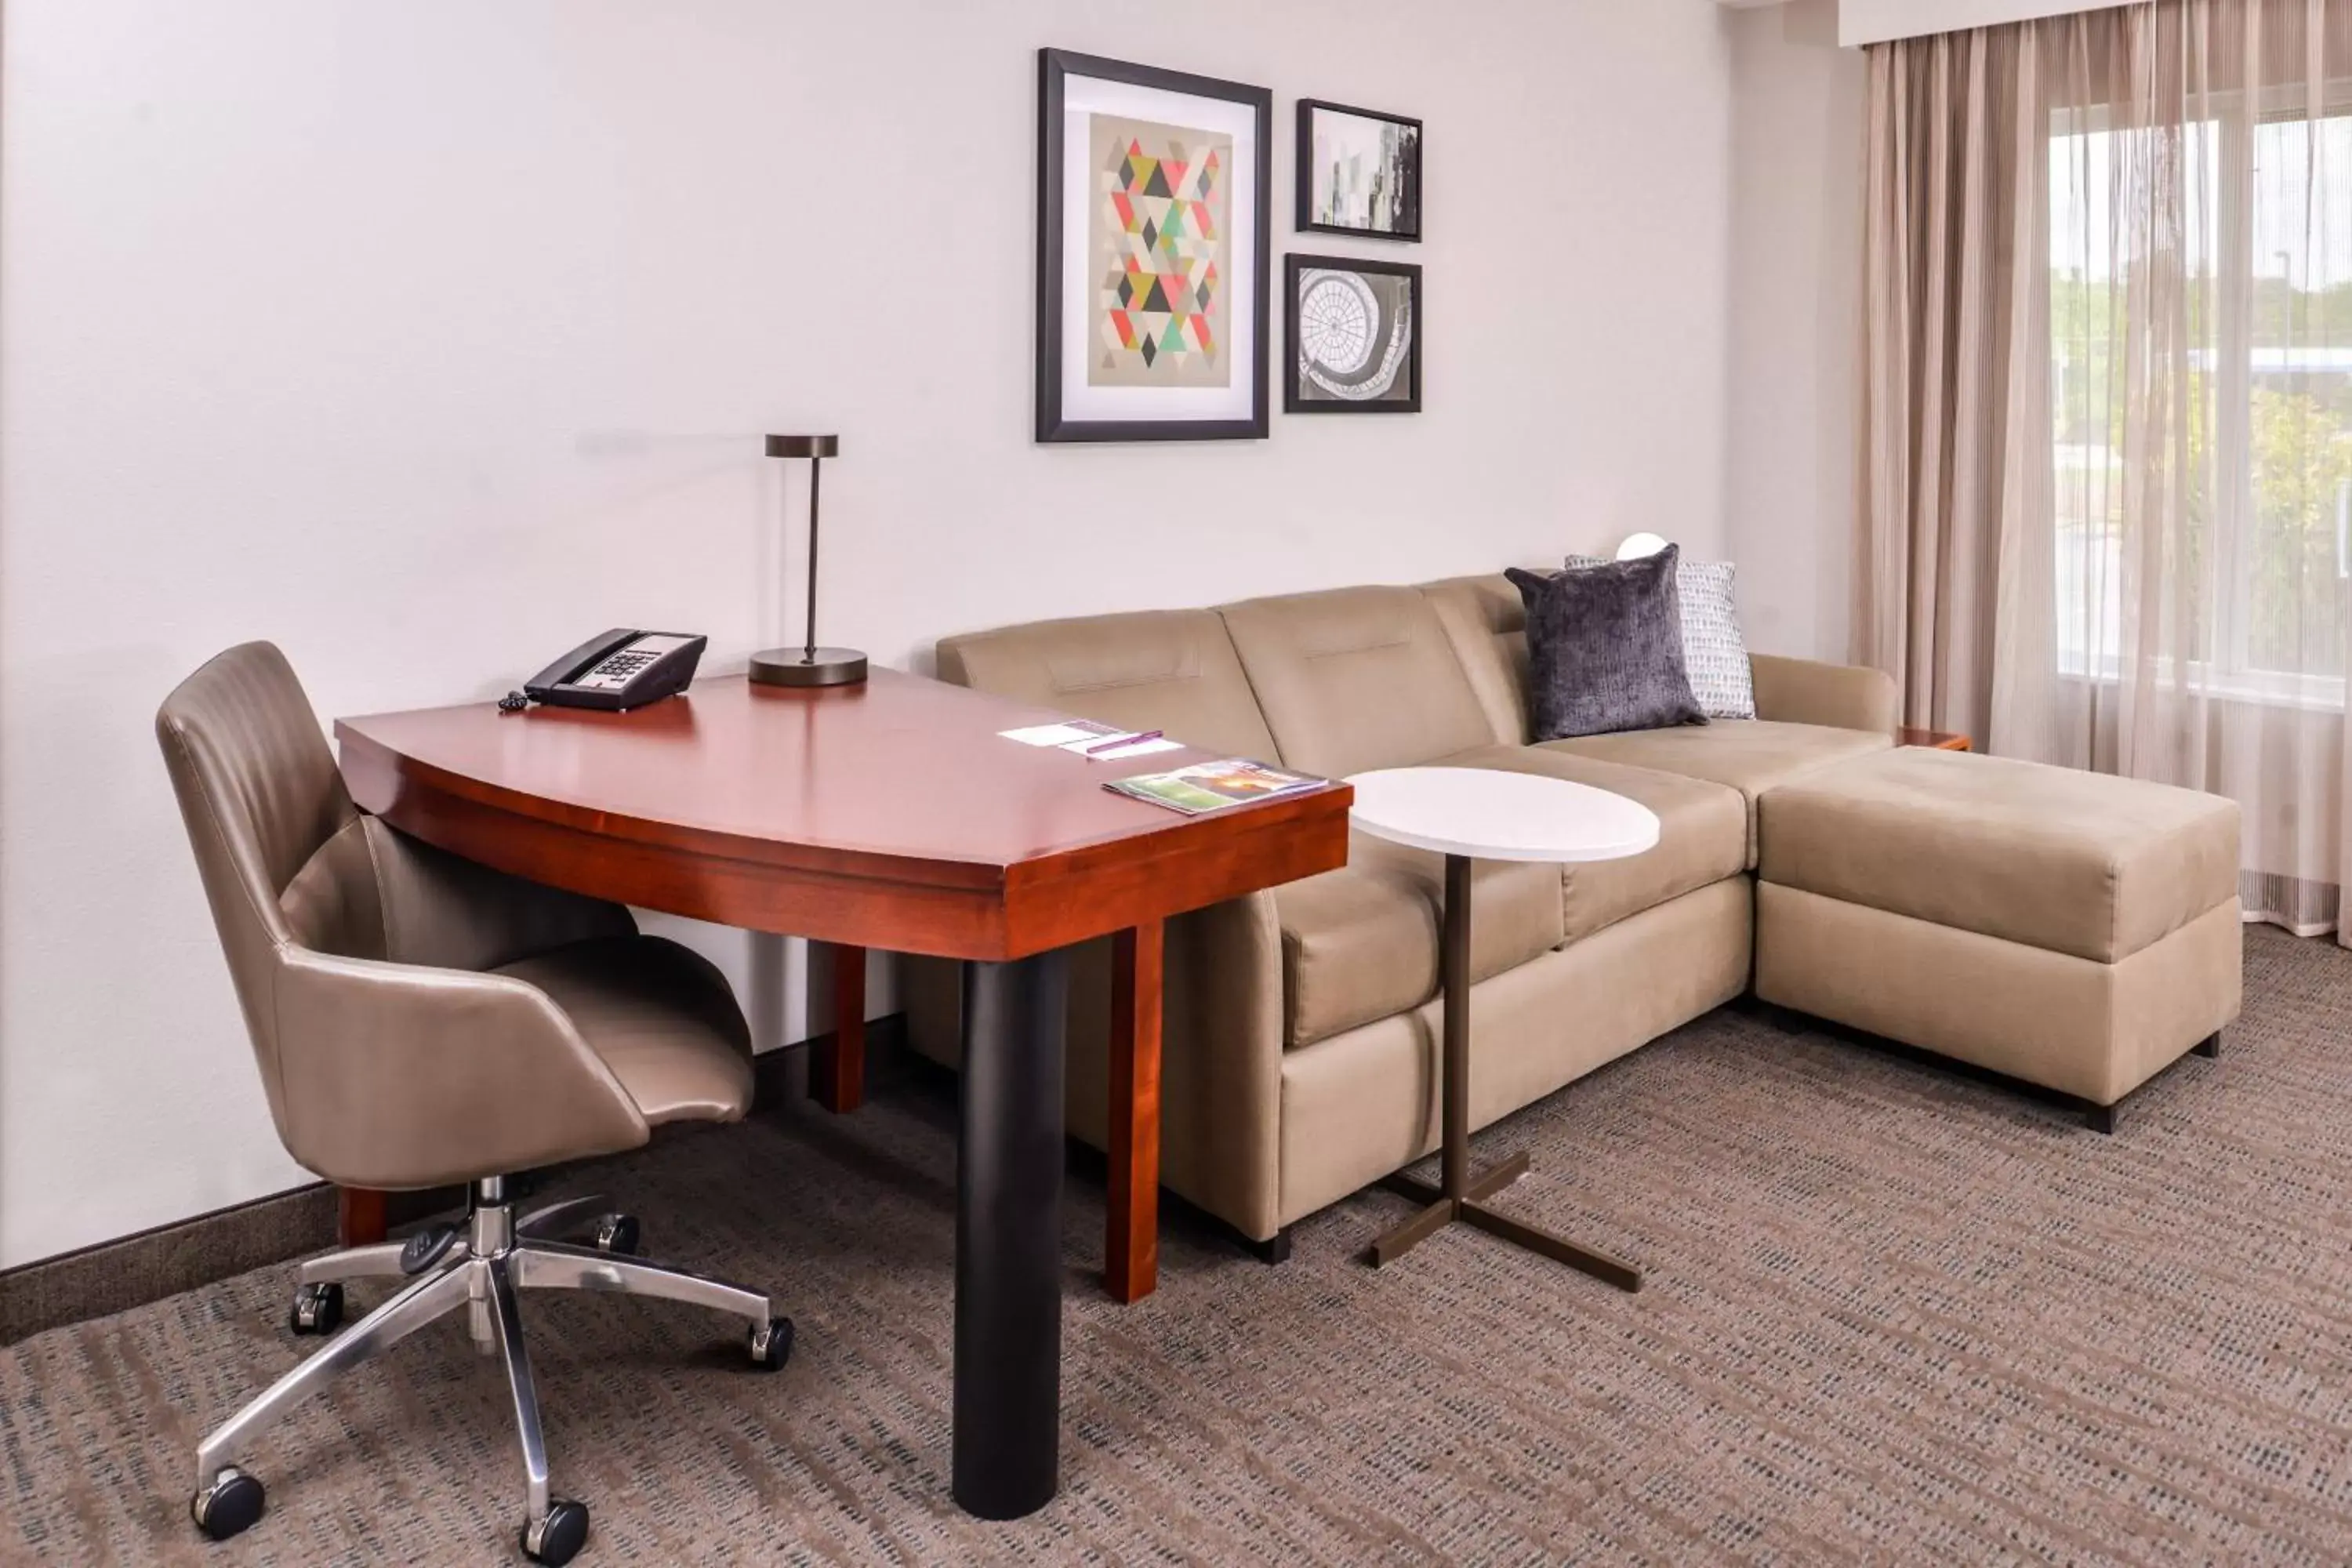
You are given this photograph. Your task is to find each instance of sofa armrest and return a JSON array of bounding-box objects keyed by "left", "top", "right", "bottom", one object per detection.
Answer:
[{"left": 1750, "top": 654, "right": 1898, "bottom": 736}]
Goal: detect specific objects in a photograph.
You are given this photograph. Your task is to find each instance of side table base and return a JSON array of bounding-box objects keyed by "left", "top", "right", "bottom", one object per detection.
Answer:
[{"left": 1370, "top": 1152, "right": 1642, "bottom": 1292}]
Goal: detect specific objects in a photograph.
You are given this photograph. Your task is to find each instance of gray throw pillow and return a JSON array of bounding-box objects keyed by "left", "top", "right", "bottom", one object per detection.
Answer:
[
  {"left": 1505, "top": 550, "right": 1708, "bottom": 740},
  {"left": 1569, "top": 552, "right": 1755, "bottom": 720}
]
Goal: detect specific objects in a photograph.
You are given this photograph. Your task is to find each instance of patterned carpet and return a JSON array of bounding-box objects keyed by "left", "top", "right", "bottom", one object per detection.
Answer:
[{"left": 6, "top": 926, "right": 2352, "bottom": 1565}]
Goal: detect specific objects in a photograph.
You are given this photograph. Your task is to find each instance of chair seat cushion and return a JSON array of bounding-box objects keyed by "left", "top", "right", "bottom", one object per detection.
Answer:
[
  {"left": 1273, "top": 835, "right": 1563, "bottom": 1050},
  {"left": 498, "top": 935, "right": 756, "bottom": 1124},
  {"left": 1439, "top": 746, "right": 1748, "bottom": 941},
  {"left": 1542, "top": 720, "right": 1893, "bottom": 866},
  {"left": 1758, "top": 746, "right": 2241, "bottom": 963}
]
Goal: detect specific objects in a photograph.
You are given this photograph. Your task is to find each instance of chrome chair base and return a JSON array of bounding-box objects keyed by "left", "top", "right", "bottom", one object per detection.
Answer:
[{"left": 190, "top": 1180, "right": 789, "bottom": 1566}]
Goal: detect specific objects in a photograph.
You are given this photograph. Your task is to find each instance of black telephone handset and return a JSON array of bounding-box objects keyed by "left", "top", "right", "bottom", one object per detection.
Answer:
[{"left": 520, "top": 630, "right": 707, "bottom": 711}]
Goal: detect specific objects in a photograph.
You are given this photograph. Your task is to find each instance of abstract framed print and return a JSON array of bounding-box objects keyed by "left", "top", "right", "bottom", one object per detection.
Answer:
[
  {"left": 1297, "top": 100, "right": 1421, "bottom": 241},
  {"left": 1036, "top": 49, "right": 1272, "bottom": 443},
  {"left": 1285, "top": 254, "right": 1421, "bottom": 414}
]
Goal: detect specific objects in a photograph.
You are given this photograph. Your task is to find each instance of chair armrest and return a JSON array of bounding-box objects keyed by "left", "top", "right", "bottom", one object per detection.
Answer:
[
  {"left": 361, "top": 816, "right": 635, "bottom": 972},
  {"left": 1749, "top": 654, "right": 1898, "bottom": 735},
  {"left": 271, "top": 946, "right": 650, "bottom": 1189}
]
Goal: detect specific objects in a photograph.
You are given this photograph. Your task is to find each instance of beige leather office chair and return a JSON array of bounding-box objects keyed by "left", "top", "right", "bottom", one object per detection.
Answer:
[{"left": 158, "top": 643, "right": 790, "bottom": 1567}]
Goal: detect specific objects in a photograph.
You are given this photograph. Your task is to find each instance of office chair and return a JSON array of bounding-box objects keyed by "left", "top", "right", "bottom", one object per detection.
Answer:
[{"left": 158, "top": 643, "right": 791, "bottom": 1567}]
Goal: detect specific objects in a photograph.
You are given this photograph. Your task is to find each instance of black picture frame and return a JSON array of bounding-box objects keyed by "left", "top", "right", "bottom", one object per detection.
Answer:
[
  {"left": 1285, "top": 253, "right": 1422, "bottom": 415},
  {"left": 1296, "top": 99, "right": 1423, "bottom": 242},
  {"left": 1036, "top": 48, "right": 1272, "bottom": 444}
]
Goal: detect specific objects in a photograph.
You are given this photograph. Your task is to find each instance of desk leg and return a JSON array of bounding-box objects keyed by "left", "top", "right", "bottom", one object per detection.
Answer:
[
  {"left": 339, "top": 1188, "right": 387, "bottom": 1248},
  {"left": 953, "top": 948, "right": 1069, "bottom": 1521},
  {"left": 1106, "top": 921, "right": 1163, "bottom": 1305},
  {"left": 812, "top": 943, "right": 866, "bottom": 1113}
]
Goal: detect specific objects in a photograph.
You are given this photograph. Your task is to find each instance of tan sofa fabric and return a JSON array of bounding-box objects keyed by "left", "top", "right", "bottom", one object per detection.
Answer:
[
  {"left": 1275, "top": 834, "right": 1564, "bottom": 1049},
  {"left": 1759, "top": 747, "right": 2241, "bottom": 963},
  {"left": 1421, "top": 573, "right": 1530, "bottom": 745},
  {"left": 1543, "top": 721, "right": 1893, "bottom": 866},
  {"left": 1438, "top": 743, "right": 1747, "bottom": 940},
  {"left": 1755, "top": 884, "right": 2242, "bottom": 1105},
  {"left": 1750, "top": 654, "right": 1900, "bottom": 735},
  {"left": 937, "top": 608, "right": 1281, "bottom": 761},
  {"left": 1279, "top": 878, "right": 1751, "bottom": 1226},
  {"left": 1218, "top": 584, "right": 1498, "bottom": 778}
]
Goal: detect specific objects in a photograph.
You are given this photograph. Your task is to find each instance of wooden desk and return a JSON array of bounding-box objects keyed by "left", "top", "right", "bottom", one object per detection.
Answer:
[
  {"left": 1897, "top": 727, "right": 1972, "bottom": 751},
  {"left": 336, "top": 670, "right": 1350, "bottom": 1521}
]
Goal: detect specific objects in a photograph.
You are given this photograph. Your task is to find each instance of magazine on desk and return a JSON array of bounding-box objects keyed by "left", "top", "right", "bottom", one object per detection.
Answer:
[{"left": 1105, "top": 759, "right": 1329, "bottom": 816}]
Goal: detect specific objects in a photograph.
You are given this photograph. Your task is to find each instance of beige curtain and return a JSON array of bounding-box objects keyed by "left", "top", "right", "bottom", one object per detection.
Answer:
[{"left": 1863, "top": 0, "right": 2352, "bottom": 942}]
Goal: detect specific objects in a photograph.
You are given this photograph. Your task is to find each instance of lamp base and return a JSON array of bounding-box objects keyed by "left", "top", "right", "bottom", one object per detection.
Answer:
[{"left": 749, "top": 647, "right": 869, "bottom": 688}]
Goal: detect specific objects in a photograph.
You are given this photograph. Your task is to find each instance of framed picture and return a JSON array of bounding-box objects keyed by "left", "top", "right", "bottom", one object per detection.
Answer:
[
  {"left": 1036, "top": 49, "right": 1272, "bottom": 443},
  {"left": 1297, "top": 100, "right": 1422, "bottom": 241},
  {"left": 1285, "top": 254, "right": 1421, "bottom": 414}
]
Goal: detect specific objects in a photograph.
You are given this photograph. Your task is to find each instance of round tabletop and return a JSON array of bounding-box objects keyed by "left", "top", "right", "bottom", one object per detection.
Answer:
[{"left": 1345, "top": 766, "right": 1661, "bottom": 864}]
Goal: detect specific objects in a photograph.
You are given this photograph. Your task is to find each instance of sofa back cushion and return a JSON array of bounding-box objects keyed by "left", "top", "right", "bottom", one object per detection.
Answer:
[
  {"left": 1218, "top": 584, "right": 1495, "bottom": 778},
  {"left": 1420, "top": 573, "right": 1530, "bottom": 744},
  {"left": 937, "top": 608, "right": 1281, "bottom": 761}
]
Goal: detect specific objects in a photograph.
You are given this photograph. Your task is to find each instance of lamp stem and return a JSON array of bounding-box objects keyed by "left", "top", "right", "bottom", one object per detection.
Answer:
[{"left": 804, "top": 456, "right": 822, "bottom": 660}]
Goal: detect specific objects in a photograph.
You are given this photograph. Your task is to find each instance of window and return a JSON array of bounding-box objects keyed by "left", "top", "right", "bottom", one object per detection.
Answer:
[{"left": 2049, "top": 103, "right": 2352, "bottom": 707}]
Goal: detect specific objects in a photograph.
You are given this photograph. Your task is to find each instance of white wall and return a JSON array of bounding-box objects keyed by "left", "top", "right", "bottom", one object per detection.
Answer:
[
  {"left": 0, "top": 1, "right": 1738, "bottom": 1266},
  {"left": 1726, "top": 0, "right": 1867, "bottom": 662}
]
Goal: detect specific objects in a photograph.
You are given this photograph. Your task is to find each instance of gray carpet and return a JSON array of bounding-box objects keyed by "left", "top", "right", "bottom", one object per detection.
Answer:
[{"left": 7, "top": 926, "right": 2352, "bottom": 1564}]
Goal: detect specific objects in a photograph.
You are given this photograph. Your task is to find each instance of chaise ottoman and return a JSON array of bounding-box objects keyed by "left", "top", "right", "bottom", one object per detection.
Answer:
[{"left": 1752, "top": 746, "right": 2242, "bottom": 1131}]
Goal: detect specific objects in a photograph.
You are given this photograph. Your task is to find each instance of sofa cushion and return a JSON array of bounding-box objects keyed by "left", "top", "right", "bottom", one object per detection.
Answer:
[
  {"left": 1219, "top": 585, "right": 1497, "bottom": 779},
  {"left": 1569, "top": 552, "right": 1755, "bottom": 720},
  {"left": 1507, "top": 553, "right": 1706, "bottom": 739},
  {"left": 1439, "top": 745, "right": 1748, "bottom": 941},
  {"left": 1544, "top": 720, "right": 1893, "bottom": 866},
  {"left": 1274, "top": 832, "right": 1563, "bottom": 1049},
  {"left": 1420, "top": 573, "right": 1529, "bottom": 746},
  {"left": 937, "top": 608, "right": 1280, "bottom": 762},
  {"left": 1757, "top": 746, "right": 2241, "bottom": 964}
]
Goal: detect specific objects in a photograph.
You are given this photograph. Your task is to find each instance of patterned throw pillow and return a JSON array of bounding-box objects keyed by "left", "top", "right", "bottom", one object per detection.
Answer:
[
  {"left": 1504, "top": 550, "right": 1707, "bottom": 741},
  {"left": 1568, "top": 551, "right": 1755, "bottom": 720}
]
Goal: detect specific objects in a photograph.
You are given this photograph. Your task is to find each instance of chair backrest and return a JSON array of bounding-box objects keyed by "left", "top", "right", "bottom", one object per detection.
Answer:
[{"left": 156, "top": 642, "right": 379, "bottom": 1143}]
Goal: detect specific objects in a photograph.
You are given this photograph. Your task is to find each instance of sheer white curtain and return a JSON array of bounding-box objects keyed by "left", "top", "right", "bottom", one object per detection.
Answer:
[{"left": 1866, "top": 0, "right": 2352, "bottom": 942}]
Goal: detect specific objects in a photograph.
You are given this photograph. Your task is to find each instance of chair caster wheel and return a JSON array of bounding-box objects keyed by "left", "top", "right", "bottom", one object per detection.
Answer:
[
  {"left": 191, "top": 1467, "right": 266, "bottom": 1541},
  {"left": 593, "top": 1214, "right": 639, "bottom": 1256},
  {"left": 521, "top": 1498, "right": 590, "bottom": 1566},
  {"left": 748, "top": 1314, "right": 793, "bottom": 1370},
  {"left": 289, "top": 1282, "right": 343, "bottom": 1336}
]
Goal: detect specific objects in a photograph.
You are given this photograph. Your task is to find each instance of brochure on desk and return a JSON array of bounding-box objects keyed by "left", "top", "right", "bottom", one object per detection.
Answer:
[{"left": 1104, "top": 759, "right": 1328, "bottom": 817}]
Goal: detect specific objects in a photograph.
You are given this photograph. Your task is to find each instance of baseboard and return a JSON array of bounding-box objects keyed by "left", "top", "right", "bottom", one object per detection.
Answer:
[{"left": 0, "top": 1014, "right": 906, "bottom": 1345}]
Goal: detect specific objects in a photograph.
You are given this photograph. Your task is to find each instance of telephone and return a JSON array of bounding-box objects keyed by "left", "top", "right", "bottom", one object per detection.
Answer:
[{"left": 520, "top": 630, "right": 708, "bottom": 711}]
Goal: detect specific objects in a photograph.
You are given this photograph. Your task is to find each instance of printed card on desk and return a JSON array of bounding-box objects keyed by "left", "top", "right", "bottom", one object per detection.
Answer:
[
  {"left": 1105, "top": 759, "right": 1327, "bottom": 816},
  {"left": 1000, "top": 719, "right": 1123, "bottom": 748}
]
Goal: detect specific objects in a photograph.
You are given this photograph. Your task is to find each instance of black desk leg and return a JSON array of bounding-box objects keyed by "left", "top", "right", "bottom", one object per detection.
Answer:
[{"left": 953, "top": 948, "right": 1070, "bottom": 1520}]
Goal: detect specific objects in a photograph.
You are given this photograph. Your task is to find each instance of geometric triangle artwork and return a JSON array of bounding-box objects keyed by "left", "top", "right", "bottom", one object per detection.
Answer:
[{"left": 1088, "top": 111, "right": 1236, "bottom": 390}]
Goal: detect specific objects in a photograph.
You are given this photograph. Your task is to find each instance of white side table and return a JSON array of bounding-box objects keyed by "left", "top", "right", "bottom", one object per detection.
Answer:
[{"left": 1346, "top": 766, "right": 1661, "bottom": 1289}]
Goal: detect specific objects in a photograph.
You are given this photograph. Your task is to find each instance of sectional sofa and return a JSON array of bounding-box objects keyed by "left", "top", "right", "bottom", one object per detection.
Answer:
[{"left": 904, "top": 573, "right": 2243, "bottom": 1252}]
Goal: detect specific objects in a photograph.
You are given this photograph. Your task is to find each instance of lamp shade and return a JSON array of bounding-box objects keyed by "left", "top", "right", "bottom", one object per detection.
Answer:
[{"left": 1615, "top": 532, "right": 1671, "bottom": 561}]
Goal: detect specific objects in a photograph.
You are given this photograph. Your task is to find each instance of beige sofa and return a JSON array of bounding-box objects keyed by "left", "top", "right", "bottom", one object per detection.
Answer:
[{"left": 904, "top": 574, "right": 1906, "bottom": 1250}]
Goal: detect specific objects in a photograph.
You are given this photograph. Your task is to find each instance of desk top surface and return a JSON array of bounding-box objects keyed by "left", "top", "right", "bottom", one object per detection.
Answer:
[{"left": 335, "top": 669, "right": 1354, "bottom": 959}]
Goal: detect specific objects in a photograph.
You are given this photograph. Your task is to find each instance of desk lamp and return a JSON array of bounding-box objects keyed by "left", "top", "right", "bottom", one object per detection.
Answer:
[{"left": 751, "top": 434, "right": 868, "bottom": 688}]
